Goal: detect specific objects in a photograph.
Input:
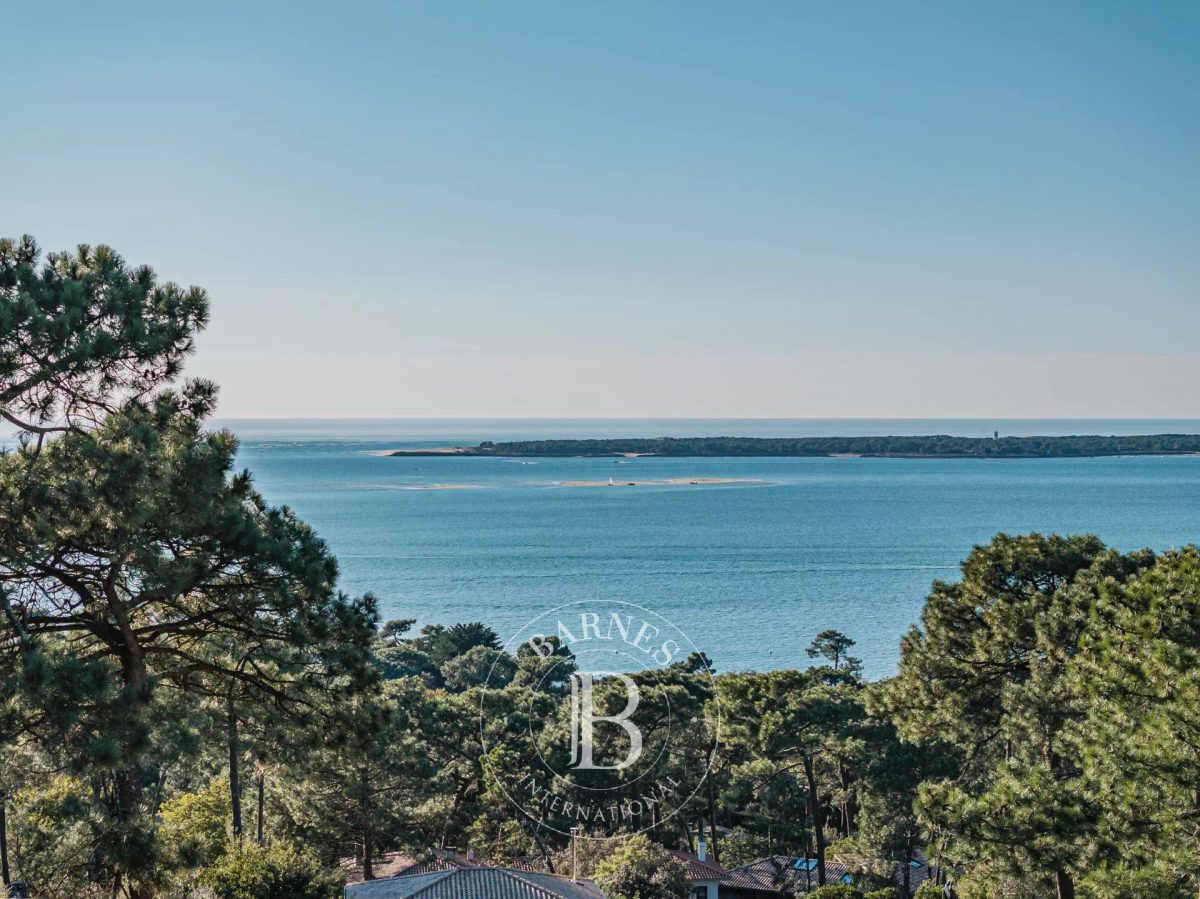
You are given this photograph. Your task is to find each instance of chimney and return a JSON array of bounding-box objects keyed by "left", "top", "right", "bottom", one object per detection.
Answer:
[{"left": 697, "top": 837, "right": 707, "bottom": 862}]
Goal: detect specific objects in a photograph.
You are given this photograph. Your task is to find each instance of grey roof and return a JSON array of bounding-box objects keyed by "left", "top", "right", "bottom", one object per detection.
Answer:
[
  {"left": 732, "top": 856, "right": 855, "bottom": 893},
  {"left": 349, "top": 870, "right": 452, "bottom": 899},
  {"left": 392, "top": 851, "right": 551, "bottom": 878},
  {"left": 345, "top": 866, "right": 607, "bottom": 899}
]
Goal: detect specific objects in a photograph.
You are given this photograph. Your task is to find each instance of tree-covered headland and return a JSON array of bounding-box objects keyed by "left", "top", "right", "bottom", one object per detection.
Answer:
[
  {"left": 392, "top": 435, "right": 1200, "bottom": 458},
  {"left": 4, "top": 237, "right": 1200, "bottom": 899}
]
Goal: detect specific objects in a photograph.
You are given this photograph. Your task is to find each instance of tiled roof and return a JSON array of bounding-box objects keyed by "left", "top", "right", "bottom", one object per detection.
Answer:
[
  {"left": 669, "top": 852, "right": 784, "bottom": 894},
  {"left": 345, "top": 866, "right": 606, "bottom": 899},
  {"left": 349, "top": 870, "right": 453, "bottom": 899},
  {"left": 394, "top": 851, "right": 551, "bottom": 877},
  {"left": 733, "top": 856, "right": 854, "bottom": 893}
]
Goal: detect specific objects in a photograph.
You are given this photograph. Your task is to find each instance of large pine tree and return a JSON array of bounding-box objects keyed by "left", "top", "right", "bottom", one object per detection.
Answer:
[{"left": 0, "top": 236, "right": 378, "bottom": 898}]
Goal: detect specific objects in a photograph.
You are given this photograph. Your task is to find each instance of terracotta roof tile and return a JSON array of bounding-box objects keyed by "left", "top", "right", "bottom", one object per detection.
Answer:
[{"left": 669, "top": 852, "right": 784, "bottom": 894}]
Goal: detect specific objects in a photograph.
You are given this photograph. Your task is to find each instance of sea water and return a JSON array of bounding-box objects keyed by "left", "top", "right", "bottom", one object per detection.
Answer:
[{"left": 219, "top": 419, "right": 1200, "bottom": 678}]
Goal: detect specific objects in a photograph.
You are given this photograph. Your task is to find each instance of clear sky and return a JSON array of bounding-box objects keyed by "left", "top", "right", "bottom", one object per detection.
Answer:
[{"left": 4, "top": 1, "right": 1197, "bottom": 418}]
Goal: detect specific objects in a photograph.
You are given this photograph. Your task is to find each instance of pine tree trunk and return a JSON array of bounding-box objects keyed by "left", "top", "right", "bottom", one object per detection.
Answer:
[
  {"left": 361, "top": 767, "right": 374, "bottom": 880},
  {"left": 115, "top": 650, "right": 148, "bottom": 821},
  {"left": 116, "top": 651, "right": 153, "bottom": 899},
  {"left": 1056, "top": 870, "right": 1075, "bottom": 899},
  {"left": 839, "top": 762, "right": 854, "bottom": 836},
  {"left": 1, "top": 794, "right": 10, "bottom": 886},
  {"left": 256, "top": 773, "right": 265, "bottom": 844},
  {"left": 679, "top": 818, "right": 693, "bottom": 853},
  {"left": 902, "top": 832, "right": 914, "bottom": 898},
  {"left": 707, "top": 774, "right": 721, "bottom": 866},
  {"left": 803, "top": 753, "right": 826, "bottom": 886},
  {"left": 802, "top": 839, "right": 813, "bottom": 891},
  {"left": 227, "top": 687, "right": 242, "bottom": 839}
]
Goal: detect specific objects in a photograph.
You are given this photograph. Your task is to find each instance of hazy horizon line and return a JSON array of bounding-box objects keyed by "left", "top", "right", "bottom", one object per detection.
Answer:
[{"left": 213, "top": 415, "right": 1200, "bottom": 422}]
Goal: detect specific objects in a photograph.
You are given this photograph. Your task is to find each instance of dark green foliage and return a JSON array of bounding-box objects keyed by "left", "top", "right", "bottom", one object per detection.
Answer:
[
  {"left": 272, "top": 682, "right": 432, "bottom": 881},
  {"left": 883, "top": 534, "right": 1155, "bottom": 897},
  {"left": 0, "top": 235, "right": 208, "bottom": 433},
  {"left": 0, "top": 387, "right": 379, "bottom": 760},
  {"left": 512, "top": 634, "right": 577, "bottom": 692},
  {"left": 720, "top": 667, "right": 864, "bottom": 886},
  {"left": 413, "top": 622, "right": 502, "bottom": 664},
  {"left": 0, "top": 237, "right": 378, "bottom": 897},
  {"left": 1070, "top": 547, "right": 1200, "bottom": 897},
  {"left": 442, "top": 645, "right": 516, "bottom": 691},
  {"left": 374, "top": 643, "right": 441, "bottom": 682},
  {"left": 379, "top": 618, "right": 416, "bottom": 645},
  {"left": 807, "top": 630, "right": 862, "bottom": 674}
]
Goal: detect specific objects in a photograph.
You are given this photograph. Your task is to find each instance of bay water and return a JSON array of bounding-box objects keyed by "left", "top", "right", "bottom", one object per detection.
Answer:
[{"left": 222, "top": 419, "right": 1200, "bottom": 678}]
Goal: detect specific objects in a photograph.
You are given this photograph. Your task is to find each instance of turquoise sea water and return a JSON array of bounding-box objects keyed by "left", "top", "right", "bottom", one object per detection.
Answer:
[{"left": 219, "top": 419, "right": 1200, "bottom": 678}]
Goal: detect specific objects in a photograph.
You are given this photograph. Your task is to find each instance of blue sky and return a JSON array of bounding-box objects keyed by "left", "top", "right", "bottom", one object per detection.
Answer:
[{"left": 4, "top": 1, "right": 1197, "bottom": 417}]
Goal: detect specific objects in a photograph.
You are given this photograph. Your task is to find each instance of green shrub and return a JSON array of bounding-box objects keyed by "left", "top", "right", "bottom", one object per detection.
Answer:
[
  {"left": 913, "top": 883, "right": 943, "bottom": 898},
  {"left": 594, "top": 835, "right": 690, "bottom": 899},
  {"left": 159, "top": 779, "right": 232, "bottom": 868},
  {"left": 864, "top": 889, "right": 899, "bottom": 899},
  {"left": 200, "top": 842, "right": 343, "bottom": 899}
]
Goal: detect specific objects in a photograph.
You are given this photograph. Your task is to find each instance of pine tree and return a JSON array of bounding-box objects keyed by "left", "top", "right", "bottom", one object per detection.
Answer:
[
  {"left": 881, "top": 533, "right": 1153, "bottom": 899},
  {"left": 0, "top": 236, "right": 207, "bottom": 439},
  {"left": 0, "top": 237, "right": 378, "bottom": 897}
]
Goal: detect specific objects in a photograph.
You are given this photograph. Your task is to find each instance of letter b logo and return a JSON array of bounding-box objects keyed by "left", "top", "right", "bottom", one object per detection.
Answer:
[{"left": 568, "top": 673, "right": 643, "bottom": 770}]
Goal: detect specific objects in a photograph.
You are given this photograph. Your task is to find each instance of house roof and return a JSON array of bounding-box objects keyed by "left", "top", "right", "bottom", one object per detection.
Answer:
[
  {"left": 732, "top": 856, "right": 855, "bottom": 893},
  {"left": 669, "top": 851, "right": 784, "bottom": 894},
  {"left": 394, "top": 850, "right": 552, "bottom": 878},
  {"left": 344, "top": 866, "right": 607, "bottom": 899}
]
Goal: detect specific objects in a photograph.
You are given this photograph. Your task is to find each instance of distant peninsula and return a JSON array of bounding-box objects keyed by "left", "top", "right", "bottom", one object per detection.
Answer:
[{"left": 387, "top": 434, "right": 1200, "bottom": 459}]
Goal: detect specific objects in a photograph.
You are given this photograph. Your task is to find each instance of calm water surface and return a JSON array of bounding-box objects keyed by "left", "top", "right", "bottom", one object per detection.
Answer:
[{"left": 218, "top": 419, "right": 1200, "bottom": 678}]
